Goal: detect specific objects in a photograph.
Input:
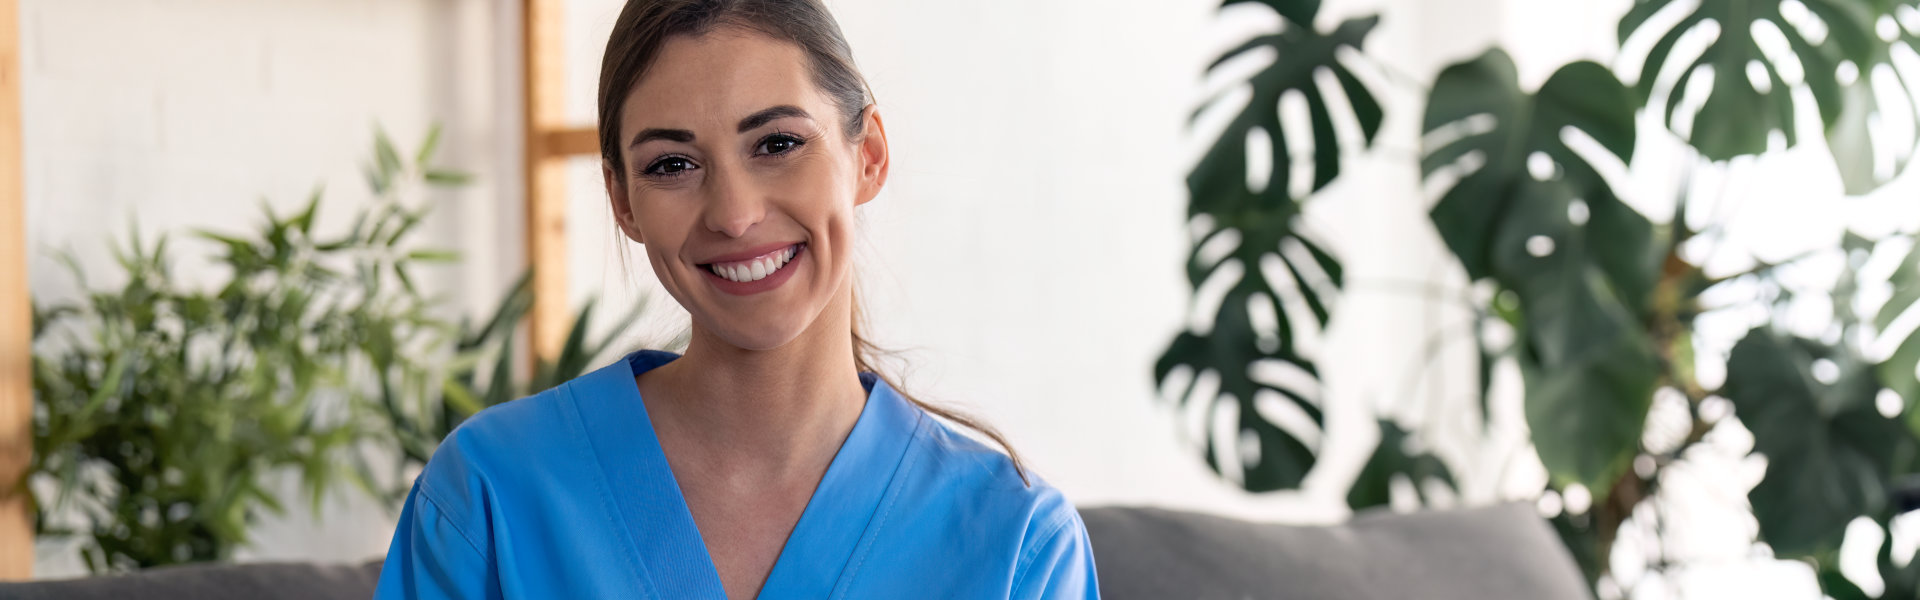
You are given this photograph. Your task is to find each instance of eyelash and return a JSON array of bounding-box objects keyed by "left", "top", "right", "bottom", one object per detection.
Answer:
[
  {"left": 639, "top": 132, "right": 810, "bottom": 180},
  {"left": 755, "top": 132, "right": 808, "bottom": 156}
]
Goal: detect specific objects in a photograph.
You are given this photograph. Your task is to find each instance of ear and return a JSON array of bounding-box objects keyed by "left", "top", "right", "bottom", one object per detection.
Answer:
[
  {"left": 853, "top": 106, "right": 889, "bottom": 207},
  {"left": 604, "top": 159, "right": 646, "bottom": 244}
]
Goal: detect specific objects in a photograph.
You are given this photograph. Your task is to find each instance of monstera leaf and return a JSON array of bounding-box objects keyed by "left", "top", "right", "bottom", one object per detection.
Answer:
[
  {"left": 1726, "top": 330, "right": 1920, "bottom": 557},
  {"left": 1158, "top": 0, "right": 1384, "bottom": 491},
  {"left": 1619, "top": 0, "right": 1920, "bottom": 192},
  {"left": 1879, "top": 242, "right": 1920, "bottom": 430},
  {"left": 1423, "top": 50, "right": 1662, "bottom": 492},
  {"left": 1347, "top": 421, "right": 1457, "bottom": 509}
]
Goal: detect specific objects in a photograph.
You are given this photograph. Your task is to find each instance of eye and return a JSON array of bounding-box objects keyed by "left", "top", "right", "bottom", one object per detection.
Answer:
[
  {"left": 643, "top": 155, "right": 698, "bottom": 177},
  {"left": 755, "top": 133, "right": 806, "bottom": 156}
]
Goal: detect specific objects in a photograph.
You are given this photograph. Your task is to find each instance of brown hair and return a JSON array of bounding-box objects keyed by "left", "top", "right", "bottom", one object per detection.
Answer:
[{"left": 598, "top": 0, "right": 1029, "bottom": 484}]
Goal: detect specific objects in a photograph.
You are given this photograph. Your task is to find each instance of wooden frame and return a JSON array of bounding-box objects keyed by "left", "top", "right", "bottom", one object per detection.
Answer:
[
  {"left": 522, "top": 0, "right": 601, "bottom": 363},
  {"left": 0, "top": 0, "right": 32, "bottom": 580}
]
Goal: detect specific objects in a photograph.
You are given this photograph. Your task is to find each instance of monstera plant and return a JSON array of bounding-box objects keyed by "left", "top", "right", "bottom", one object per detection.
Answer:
[
  {"left": 1165, "top": 0, "right": 1920, "bottom": 595},
  {"left": 1158, "top": 0, "right": 1381, "bottom": 492}
]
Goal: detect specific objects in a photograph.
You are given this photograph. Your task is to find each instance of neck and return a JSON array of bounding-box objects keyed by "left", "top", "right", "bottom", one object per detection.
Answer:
[{"left": 639, "top": 285, "right": 869, "bottom": 480}]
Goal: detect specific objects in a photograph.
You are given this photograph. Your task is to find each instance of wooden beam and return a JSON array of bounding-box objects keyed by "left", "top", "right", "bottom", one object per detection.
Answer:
[
  {"left": 0, "top": 0, "right": 33, "bottom": 581},
  {"left": 543, "top": 126, "right": 598, "bottom": 158},
  {"left": 522, "top": 0, "right": 569, "bottom": 363}
]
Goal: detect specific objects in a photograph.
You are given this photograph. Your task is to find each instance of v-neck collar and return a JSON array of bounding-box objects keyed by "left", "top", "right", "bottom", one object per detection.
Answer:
[{"left": 565, "top": 350, "right": 925, "bottom": 599}]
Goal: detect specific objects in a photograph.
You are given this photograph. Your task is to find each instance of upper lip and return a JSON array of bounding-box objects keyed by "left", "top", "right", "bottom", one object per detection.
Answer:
[{"left": 695, "top": 241, "right": 803, "bottom": 265}]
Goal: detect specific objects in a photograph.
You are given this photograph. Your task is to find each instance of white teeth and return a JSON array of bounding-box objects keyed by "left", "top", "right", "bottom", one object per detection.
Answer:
[{"left": 710, "top": 244, "right": 800, "bottom": 283}]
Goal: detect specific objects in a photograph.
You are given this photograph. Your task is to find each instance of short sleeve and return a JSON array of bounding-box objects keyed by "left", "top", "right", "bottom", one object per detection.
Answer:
[
  {"left": 1010, "top": 511, "right": 1102, "bottom": 599},
  {"left": 373, "top": 480, "right": 501, "bottom": 600}
]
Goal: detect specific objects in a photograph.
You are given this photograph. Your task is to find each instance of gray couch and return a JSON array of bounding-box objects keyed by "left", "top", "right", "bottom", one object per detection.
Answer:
[{"left": 0, "top": 503, "right": 1591, "bottom": 599}]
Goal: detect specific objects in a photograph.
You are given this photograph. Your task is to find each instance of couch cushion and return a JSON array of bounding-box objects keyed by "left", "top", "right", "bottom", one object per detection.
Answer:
[
  {"left": 0, "top": 559, "right": 382, "bottom": 600},
  {"left": 1080, "top": 502, "right": 1593, "bottom": 600}
]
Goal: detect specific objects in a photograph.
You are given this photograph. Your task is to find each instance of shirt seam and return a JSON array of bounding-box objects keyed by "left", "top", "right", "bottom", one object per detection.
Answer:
[
  {"left": 415, "top": 479, "right": 491, "bottom": 562},
  {"left": 830, "top": 409, "right": 930, "bottom": 599},
  {"left": 1007, "top": 510, "right": 1077, "bottom": 594},
  {"left": 559, "top": 377, "right": 664, "bottom": 600}
]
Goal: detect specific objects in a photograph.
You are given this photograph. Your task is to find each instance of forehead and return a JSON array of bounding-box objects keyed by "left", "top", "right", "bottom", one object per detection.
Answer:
[{"left": 620, "top": 28, "right": 826, "bottom": 133}]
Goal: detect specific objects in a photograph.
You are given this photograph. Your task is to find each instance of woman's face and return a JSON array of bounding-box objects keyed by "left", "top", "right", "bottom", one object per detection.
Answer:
[{"left": 606, "top": 27, "right": 887, "bottom": 352}]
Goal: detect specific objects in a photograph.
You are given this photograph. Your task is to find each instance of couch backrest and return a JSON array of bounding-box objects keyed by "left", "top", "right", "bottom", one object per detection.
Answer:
[
  {"left": 0, "top": 559, "right": 382, "bottom": 600},
  {"left": 1081, "top": 502, "right": 1594, "bottom": 600}
]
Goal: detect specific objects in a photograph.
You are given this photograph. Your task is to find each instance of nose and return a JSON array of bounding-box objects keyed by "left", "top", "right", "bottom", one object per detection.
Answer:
[{"left": 701, "top": 163, "right": 765, "bottom": 239}]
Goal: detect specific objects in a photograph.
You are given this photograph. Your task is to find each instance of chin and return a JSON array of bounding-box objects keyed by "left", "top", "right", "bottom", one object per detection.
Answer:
[{"left": 701, "top": 314, "right": 812, "bottom": 352}]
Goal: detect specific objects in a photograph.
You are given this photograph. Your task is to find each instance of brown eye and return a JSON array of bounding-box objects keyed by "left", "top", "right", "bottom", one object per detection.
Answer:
[
  {"left": 756, "top": 134, "right": 805, "bottom": 156},
  {"left": 645, "top": 156, "right": 697, "bottom": 177}
]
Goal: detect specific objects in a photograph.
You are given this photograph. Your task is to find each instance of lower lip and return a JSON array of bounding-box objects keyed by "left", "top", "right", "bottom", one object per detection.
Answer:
[{"left": 702, "top": 244, "right": 805, "bottom": 296}]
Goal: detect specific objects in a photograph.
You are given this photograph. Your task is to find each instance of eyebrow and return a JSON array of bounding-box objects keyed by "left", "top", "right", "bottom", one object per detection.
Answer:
[
  {"left": 736, "top": 105, "right": 811, "bottom": 133},
  {"left": 626, "top": 105, "right": 814, "bottom": 150}
]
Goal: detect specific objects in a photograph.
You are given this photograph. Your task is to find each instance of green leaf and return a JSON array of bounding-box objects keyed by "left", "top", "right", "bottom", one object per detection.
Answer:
[
  {"left": 1424, "top": 50, "right": 1650, "bottom": 294},
  {"left": 1347, "top": 420, "right": 1456, "bottom": 509},
  {"left": 460, "top": 271, "right": 534, "bottom": 351},
  {"left": 1878, "top": 242, "right": 1920, "bottom": 331},
  {"left": 1224, "top": 0, "right": 1321, "bottom": 29},
  {"left": 1524, "top": 333, "right": 1659, "bottom": 493},
  {"left": 1155, "top": 328, "right": 1321, "bottom": 492},
  {"left": 423, "top": 169, "right": 473, "bottom": 186},
  {"left": 1620, "top": 0, "right": 1919, "bottom": 191},
  {"left": 291, "top": 187, "right": 322, "bottom": 235},
  {"left": 395, "top": 263, "right": 417, "bottom": 296},
  {"left": 1424, "top": 47, "right": 1660, "bottom": 446},
  {"left": 415, "top": 123, "right": 443, "bottom": 168},
  {"left": 1882, "top": 333, "right": 1920, "bottom": 437},
  {"left": 539, "top": 299, "right": 598, "bottom": 393},
  {"left": 1549, "top": 511, "right": 1604, "bottom": 586},
  {"left": 1192, "top": 15, "right": 1382, "bottom": 212},
  {"left": 1727, "top": 329, "right": 1917, "bottom": 557},
  {"left": 1816, "top": 564, "right": 1873, "bottom": 600},
  {"left": 441, "top": 380, "right": 485, "bottom": 417},
  {"left": 374, "top": 125, "right": 403, "bottom": 183},
  {"left": 405, "top": 249, "right": 461, "bottom": 263}
]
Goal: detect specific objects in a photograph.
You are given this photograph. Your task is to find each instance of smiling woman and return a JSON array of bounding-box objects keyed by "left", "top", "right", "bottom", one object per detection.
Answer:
[{"left": 371, "top": 1, "right": 1100, "bottom": 599}]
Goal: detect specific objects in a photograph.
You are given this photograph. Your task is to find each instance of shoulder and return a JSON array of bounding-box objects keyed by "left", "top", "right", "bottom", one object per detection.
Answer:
[
  {"left": 409, "top": 370, "right": 604, "bottom": 527},
  {"left": 909, "top": 423, "right": 1096, "bottom": 595},
  {"left": 850, "top": 401, "right": 1095, "bottom": 593},
  {"left": 907, "top": 411, "right": 1084, "bottom": 544}
]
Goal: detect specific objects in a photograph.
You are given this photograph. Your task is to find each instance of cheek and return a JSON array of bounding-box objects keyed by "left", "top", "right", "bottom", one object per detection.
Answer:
[
  {"left": 627, "top": 188, "right": 695, "bottom": 237},
  {"left": 624, "top": 192, "right": 700, "bottom": 278},
  {"left": 775, "top": 151, "right": 862, "bottom": 219}
]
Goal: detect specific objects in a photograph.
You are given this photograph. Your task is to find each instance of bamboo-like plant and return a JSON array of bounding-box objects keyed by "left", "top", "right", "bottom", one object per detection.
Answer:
[
  {"left": 28, "top": 127, "right": 469, "bottom": 571},
  {"left": 375, "top": 269, "right": 664, "bottom": 503}
]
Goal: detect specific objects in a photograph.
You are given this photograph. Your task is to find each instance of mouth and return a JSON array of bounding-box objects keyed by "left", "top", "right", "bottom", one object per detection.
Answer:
[{"left": 697, "top": 243, "right": 806, "bottom": 294}]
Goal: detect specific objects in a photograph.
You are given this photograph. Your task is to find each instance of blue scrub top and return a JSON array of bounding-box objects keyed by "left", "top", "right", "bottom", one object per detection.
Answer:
[{"left": 374, "top": 350, "right": 1100, "bottom": 599}]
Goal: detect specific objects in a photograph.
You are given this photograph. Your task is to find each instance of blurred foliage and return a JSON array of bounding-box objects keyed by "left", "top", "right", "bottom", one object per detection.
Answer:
[
  {"left": 1172, "top": 0, "right": 1920, "bottom": 596},
  {"left": 1156, "top": 0, "right": 1382, "bottom": 492},
  {"left": 1618, "top": 0, "right": 1919, "bottom": 192},
  {"left": 374, "top": 270, "right": 657, "bottom": 503},
  {"left": 26, "top": 126, "right": 649, "bottom": 572},
  {"left": 28, "top": 126, "right": 464, "bottom": 571}
]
